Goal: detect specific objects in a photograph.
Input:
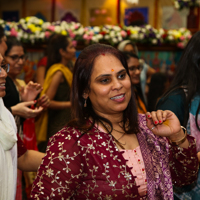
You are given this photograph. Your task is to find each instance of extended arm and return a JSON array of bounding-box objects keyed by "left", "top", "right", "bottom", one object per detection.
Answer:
[
  {"left": 11, "top": 101, "right": 43, "bottom": 118},
  {"left": 18, "top": 150, "right": 45, "bottom": 171}
]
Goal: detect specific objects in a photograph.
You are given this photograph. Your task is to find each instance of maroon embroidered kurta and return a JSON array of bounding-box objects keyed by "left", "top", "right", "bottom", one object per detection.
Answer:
[{"left": 30, "top": 114, "right": 198, "bottom": 199}]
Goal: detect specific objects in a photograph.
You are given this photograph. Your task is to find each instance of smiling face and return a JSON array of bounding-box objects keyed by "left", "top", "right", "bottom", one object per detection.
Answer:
[
  {"left": 5, "top": 45, "right": 25, "bottom": 79},
  {"left": 0, "top": 54, "right": 7, "bottom": 97},
  {"left": 85, "top": 54, "right": 131, "bottom": 119},
  {"left": 127, "top": 57, "right": 141, "bottom": 85}
]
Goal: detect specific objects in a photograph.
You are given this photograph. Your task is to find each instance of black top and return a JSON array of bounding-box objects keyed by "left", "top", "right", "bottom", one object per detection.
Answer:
[{"left": 3, "top": 76, "right": 20, "bottom": 109}]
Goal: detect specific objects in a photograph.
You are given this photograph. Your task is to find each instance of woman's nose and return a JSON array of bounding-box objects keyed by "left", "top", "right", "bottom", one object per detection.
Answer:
[
  {"left": 17, "top": 58, "right": 24, "bottom": 64},
  {"left": 0, "top": 68, "right": 7, "bottom": 77},
  {"left": 135, "top": 68, "right": 141, "bottom": 75},
  {"left": 112, "top": 78, "right": 122, "bottom": 90}
]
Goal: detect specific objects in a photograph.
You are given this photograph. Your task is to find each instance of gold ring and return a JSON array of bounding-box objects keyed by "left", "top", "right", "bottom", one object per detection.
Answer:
[{"left": 32, "top": 110, "right": 35, "bottom": 113}]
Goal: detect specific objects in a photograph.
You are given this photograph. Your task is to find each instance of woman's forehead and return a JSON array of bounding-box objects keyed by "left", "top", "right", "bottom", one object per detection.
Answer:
[
  {"left": 8, "top": 45, "right": 24, "bottom": 54},
  {"left": 91, "top": 54, "right": 124, "bottom": 75}
]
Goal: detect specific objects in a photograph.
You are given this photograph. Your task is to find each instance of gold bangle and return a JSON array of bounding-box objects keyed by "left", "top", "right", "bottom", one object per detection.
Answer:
[{"left": 169, "top": 126, "right": 187, "bottom": 146}]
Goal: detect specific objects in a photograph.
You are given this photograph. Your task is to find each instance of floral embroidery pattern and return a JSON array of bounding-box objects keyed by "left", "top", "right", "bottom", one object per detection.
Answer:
[{"left": 30, "top": 115, "right": 198, "bottom": 200}]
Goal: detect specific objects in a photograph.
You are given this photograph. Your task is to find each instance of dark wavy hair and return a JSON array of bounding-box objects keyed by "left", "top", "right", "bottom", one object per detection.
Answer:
[
  {"left": 5, "top": 37, "right": 24, "bottom": 56},
  {"left": 147, "top": 72, "right": 167, "bottom": 112},
  {"left": 46, "top": 34, "right": 70, "bottom": 72},
  {"left": 159, "top": 31, "right": 200, "bottom": 129},
  {"left": 68, "top": 43, "right": 139, "bottom": 135}
]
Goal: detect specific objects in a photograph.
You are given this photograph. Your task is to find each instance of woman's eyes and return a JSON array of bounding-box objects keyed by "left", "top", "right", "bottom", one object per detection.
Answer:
[
  {"left": 100, "top": 78, "right": 110, "bottom": 84},
  {"left": 99, "top": 73, "right": 126, "bottom": 84},
  {"left": 118, "top": 72, "right": 126, "bottom": 79},
  {"left": 129, "top": 67, "right": 134, "bottom": 71}
]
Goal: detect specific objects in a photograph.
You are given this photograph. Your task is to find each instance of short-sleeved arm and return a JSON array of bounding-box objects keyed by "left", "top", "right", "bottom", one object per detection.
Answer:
[
  {"left": 37, "top": 57, "right": 47, "bottom": 68},
  {"left": 156, "top": 89, "right": 186, "bottom": 125},
  {"left": 17, "top": 134, "right": 27, "bottom": 158},
  {"left": 30, "top": 128, "right": 83, "bottom": 199},
  {"left": 168, "top": 135, "right": 199, "bottom": 187}
]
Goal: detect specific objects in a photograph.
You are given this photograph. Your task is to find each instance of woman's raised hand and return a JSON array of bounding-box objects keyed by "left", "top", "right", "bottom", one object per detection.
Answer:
[
  {"left": 146, "top": 110, "right": 183, "bottom": 140},
  {"left": 20, "top": 81, "right": 43, "bottom": 102}
]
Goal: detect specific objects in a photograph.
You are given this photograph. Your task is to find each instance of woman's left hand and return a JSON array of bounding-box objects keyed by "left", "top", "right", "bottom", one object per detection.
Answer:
[
  {"left": 146, "top": 110, "right": 182, "bottom": 140},
  {"left": 20, "top": 81, "right": 43, "bottom": 102}
]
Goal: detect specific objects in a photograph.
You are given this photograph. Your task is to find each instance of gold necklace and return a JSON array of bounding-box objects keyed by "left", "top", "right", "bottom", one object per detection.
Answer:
[
  {"left": 99, "top": 120, "right": 126, "bottom": 149},
  {"left": 113, "top": 128, "right": 124, "bottom": 134}
]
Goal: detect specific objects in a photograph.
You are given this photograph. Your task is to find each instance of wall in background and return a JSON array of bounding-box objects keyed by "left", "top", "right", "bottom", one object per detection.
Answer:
[{"left": 0, "top": 0, "right": 179, "bottom": 28}]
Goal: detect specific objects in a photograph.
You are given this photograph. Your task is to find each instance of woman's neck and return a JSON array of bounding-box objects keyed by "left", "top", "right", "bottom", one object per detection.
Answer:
[
  {"left": 96, "top": 112, "right": 124, "bottom": 128},
  {"left": 61, "top": 58, "right": 69, "bottom": 66}
]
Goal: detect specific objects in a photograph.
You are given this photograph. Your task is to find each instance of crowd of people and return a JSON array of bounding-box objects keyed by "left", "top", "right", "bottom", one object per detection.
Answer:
[{"left": 0, "top": 23, "right": 200, "bottom": 200}]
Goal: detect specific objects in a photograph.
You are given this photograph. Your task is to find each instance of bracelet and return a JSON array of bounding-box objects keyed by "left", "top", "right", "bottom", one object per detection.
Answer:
[{"left": 169, "top": 126, "right": 187, "bottom": 146}]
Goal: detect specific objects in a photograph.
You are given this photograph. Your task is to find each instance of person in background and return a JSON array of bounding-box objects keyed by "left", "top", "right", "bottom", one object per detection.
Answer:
[
  {"left": 156, "top": 31, "right": 200, "bottom": 200},
  {"left": 30, "top": 43, "right": 198, "bottom": 199},
  {"left": 147, "top": 72, "right": 169, "bottom": 112},
  {"left": 118, "top": 40, "right": 155, "bottom": 103},
  {"left": 3, "top": 37, "right": 49, "bottom": 135},
  {"left": 3, "top": 37, "right": 49, "bottom": 200},
  {"left": 0, "top": 53, "right": 44, "bottom": 200},
  {"left": 36, "top": 33, "right": 54, "bottom": 86},
  {"left": 123, "top": 51, "right": 147, "bottom": 114},
  {"left": 36, "top": 55, "right": 47, "bottom": 86},
  {"left": 36, "top": 34, "right": 75, "bottom": 86},
  {"left": 36, "top": 34, "right": 76, "bottom": 153},
  {"left": 3, "top": 37, "right": 46, "bottom": 121}
]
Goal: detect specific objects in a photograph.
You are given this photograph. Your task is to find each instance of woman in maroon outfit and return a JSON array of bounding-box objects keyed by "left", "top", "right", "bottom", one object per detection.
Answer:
[{"left": 31, "top": 44, "right": 198, "bottom": 200}]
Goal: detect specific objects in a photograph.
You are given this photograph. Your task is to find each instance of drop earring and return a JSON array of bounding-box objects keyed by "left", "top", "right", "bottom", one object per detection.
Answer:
[{"left": 84, "top": 98, "right": 87, "bottom": 107}]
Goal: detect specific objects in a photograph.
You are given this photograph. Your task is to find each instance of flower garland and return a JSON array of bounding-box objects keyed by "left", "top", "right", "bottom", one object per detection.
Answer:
[
  {"left": 174, "top": 0, "right": 200, "bottom": 10},
  {"left": 0, "top": 16, "right": 192, "bottom": 49}
]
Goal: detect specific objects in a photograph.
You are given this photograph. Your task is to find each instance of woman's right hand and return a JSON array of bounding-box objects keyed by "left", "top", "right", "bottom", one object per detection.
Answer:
[{"left": 11, "top": 101, "right": 43, "bottom": 118}]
